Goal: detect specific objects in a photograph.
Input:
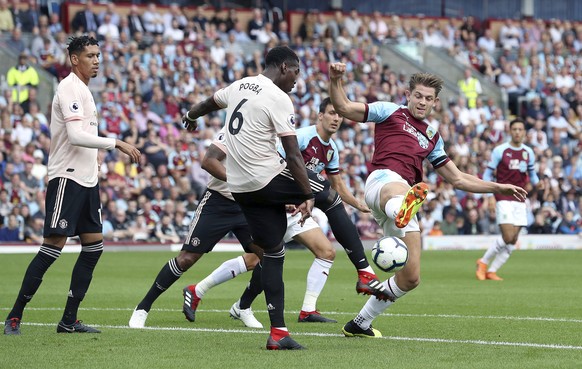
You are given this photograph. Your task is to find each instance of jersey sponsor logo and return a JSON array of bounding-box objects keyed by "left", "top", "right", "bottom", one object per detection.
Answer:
[
  {"left": 58, "top": 219, "right": 68, "bottom": 229},
  {"left": 286, "top": 114, "right": 296, "bottom": 128},
  {"left": 306, "top": 157, "right": 321, "bottom": 172},
  {"left": 69, "top": 101, "right": 80, "bottom": 113}
]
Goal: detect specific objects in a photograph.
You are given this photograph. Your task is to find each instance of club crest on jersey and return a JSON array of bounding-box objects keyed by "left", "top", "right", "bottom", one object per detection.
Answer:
[
  {"left": 69, "top": 101, "right": 80, "bottom": 113},
  {"left": 190, "top": 237, "right": 200, "bottom": 246},
  {"left": 327, "top": 149, "right": 334, "bottom": 161},
  {"left": 59, "top": 219, "right": 68, "bottom": 229},
  {"left": 417, "top": 132, "right": 429, "bottom": 149},
  {"left": 426, "top": 126, "right": 436, "bottom": 139},
  {"left": 287, "top": 114, "right": 297, "bottom": 128},
  {"left": 522, "top": 151, "right": 528, "bottom": 160}
]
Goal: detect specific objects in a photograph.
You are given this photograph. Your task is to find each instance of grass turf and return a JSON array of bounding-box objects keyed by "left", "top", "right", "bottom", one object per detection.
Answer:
[{"left": 1, "top": 248, "right": 581, "bottom": 369}]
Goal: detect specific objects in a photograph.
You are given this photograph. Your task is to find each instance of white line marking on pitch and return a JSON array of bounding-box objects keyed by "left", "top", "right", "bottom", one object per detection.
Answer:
[
  {"left": 18, "top": 322, "right": 582, "bottom": 351},
  {"left": 3, "top": 307, "right": 581, "bottom": 324}
]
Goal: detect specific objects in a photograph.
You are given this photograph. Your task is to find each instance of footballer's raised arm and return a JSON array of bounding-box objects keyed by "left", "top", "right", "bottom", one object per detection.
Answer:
[{"left": 328, "top": 62, "right": 367, "bottom": 123}]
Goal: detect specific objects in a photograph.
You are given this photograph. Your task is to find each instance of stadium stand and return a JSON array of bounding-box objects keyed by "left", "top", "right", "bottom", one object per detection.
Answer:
[{"left": 0, "top": 1, "right": 579, "bottom": 244}]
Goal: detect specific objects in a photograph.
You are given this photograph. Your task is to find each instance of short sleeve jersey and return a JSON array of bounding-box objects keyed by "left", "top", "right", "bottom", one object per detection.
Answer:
[
  {"left": 207, "top": 128, "right": 235, "bottom": 201},
  {"left": 48, "top": 73, "right": 100, "bottom": 187},
  {"left": 277, "top": 125, "right": 340, "bottom": 175},
  {"left": 486, "top": 142, "right": 537, "bottom": 201},
  {"left": 213, "top": 74, "right": 296, "bottom": 193},
  {"left": 364, "top": 102, "right": 450, "bottom": 186}
]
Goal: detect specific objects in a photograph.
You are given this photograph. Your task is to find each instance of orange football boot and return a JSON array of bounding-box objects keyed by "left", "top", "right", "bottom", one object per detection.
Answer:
[
  {"left": 395, "top": 182, "right": 429, "bottom": 228},
  {"left": 476, "top": 259, "right": 487, "bottom": 280},
  {"left": 486, "top": 272, "right": 503, "bottom": 281}
]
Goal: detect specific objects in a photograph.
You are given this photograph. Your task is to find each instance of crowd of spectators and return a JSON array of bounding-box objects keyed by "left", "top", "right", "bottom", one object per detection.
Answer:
[{"left": 0, "top": 2, "right": 580, "bottom": 244}]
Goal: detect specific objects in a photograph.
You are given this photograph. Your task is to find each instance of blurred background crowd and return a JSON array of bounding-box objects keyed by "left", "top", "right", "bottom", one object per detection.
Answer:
[{"left": 0, "top": 0, "right": 580, "bottom": 244}]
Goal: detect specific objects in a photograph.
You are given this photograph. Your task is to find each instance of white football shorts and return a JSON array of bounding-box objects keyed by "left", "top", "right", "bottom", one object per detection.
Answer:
[
  {"left": 365, "top": 169, "right": 420, "bottom": 238},
  {"left": 283, "top": 212, "right": 320, "bottom": 243},
  {"left": 496, "top": 200, "right": 527, "bottom": 226}
]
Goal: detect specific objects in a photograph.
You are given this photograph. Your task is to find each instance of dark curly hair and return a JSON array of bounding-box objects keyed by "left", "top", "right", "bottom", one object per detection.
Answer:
[
  {"left": 265, "top": 46, "right": 299, "bottom": 68},
  {"left": 67, "top": 35, "right": 99, "bottom": 57}
]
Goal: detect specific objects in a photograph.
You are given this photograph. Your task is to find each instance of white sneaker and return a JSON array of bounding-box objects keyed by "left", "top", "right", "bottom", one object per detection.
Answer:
[
  {"left": 129, "top": 308, "right": 148, "bottom": 328},
  {"left": 229, "top": 301, "right": 263, "bottom": 328}
]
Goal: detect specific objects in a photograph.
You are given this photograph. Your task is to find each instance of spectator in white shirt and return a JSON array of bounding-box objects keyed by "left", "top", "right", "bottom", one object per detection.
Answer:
[
  {"left": 163, "top": 18, "right": 184, "bottom": 43},
  {"left": 142, "top": 3, "right": 164, "bottom": 35},
  {"left": 423, "top": 23, "right": 445, "bottom": 48},
  {"left": 97, "top": 13, "right": 120, "bottom": 42},
  {"left": 477, "top": 29, "right": 496, "bottom": 55},
  {"left": 368, "top": 11, "right": 388, "bottom": 43},
  {"left": 499, "top": 19, "right": 521, "bottom": 50},
  {"left": 343, "top": 8, "right": 362, "bottom": 37}
]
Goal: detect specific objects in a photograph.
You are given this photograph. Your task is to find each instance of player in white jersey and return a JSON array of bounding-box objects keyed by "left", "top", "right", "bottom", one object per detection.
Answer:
[
  {"left": 4, "top": 36, "right": 140, "bottom": 336},
  {"left": 182, "top": 46, "right": 314, "bottom": 350}
]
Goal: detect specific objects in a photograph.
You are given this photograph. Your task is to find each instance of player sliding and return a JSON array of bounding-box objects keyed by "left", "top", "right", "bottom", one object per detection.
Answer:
[{"left": 327, "top": 62, "right": 528, "bottom": 338}]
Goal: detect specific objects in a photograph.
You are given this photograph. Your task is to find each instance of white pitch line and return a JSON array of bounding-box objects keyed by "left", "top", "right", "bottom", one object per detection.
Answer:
[
  {"left": 17, "top": 322, "right": 582, "bottom": 351},
  {"left": 3, "top": 307, "right": 582, "bottom": 324}
]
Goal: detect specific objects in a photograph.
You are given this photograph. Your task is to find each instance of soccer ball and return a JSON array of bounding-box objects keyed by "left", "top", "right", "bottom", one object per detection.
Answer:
[{"left": 371, "top": 236, "right": 408, "bottom": 273}]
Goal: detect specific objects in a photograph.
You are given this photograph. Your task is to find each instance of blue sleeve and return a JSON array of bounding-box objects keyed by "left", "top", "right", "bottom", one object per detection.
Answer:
[
  {"left": 427, "top": 137, "right": 449, "bottom": 168},
  {"left": 366, "top": 101, "right": 400, "bottom": 123},
  {"left": 279, "top": 127, "right": 311, "bottom": 158},
  {"left": 276, "top": 140, "right": 286, "bottom": 159},
  {"left": 296, "top": 128, "right": 311, "bottom": 152},
  {"left": 527, "top": 146, "right": 539, "bottom": 185},
  {"left": 326, "top": 139, "right": 340, "bottom": 173},
  {"left": 483, "top": 147, "right": 502, "bottom": 182}
]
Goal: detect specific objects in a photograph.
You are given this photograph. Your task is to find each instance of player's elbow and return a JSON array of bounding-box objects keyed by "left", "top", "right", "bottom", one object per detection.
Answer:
[{"left": 67, "top": 134, "right": 83, "bottom": 147}]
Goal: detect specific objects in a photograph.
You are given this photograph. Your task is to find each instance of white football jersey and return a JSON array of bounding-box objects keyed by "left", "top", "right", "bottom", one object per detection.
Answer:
[
  {"left": 206, "top": 128, "right": 234, "bottom": 201},
  {"left": 213, "top": 74, "right": 296, "bottom": 193},
  {"left": 48, "top": 73, "right": 100, "bottom": 187}
]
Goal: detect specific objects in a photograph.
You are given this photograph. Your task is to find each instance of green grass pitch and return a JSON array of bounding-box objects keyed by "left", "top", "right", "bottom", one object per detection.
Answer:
[{"left": 1, "top": 248, "right": 581, "bottom": 369}]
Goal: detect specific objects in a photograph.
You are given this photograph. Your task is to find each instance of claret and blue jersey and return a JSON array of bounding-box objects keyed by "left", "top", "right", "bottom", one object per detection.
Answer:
[
  {"left": 483, "top": 142, "right": 539, "bottom": 202},
  {"left": 364, "top": 101, "right": 449, "bottom": 186},
  {"left": 277, "top": 125, "right": 340, "bottom": 175}
]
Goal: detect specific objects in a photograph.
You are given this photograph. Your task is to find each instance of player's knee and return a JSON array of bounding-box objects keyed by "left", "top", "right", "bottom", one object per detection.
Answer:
[
  {"left": 176, "top": 252, "right": 202, "bottom": 271},
  {"left": 242, "top": 253, "right": 261, "bottom": 270},
  {"left": 502, "top": 234, "right": 514, "bottom": 245},
  {"left": 315, "top": 245, "right": 335, "bottom": 261},
  {"left": 315, "top": 189, "right": 340, "bottom": 212},
  {"left": 262, "top": 242, "right": 284, "bottom": 255}
]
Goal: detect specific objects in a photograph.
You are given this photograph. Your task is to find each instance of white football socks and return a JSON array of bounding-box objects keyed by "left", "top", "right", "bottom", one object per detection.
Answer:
[
  {"left": 384, "top": 196, "right": 404, "bottom": 220},
  {"left": 354, "top": 276, "right": 406, "bottom": 330},
  {"left": 195, "top": 256, "right": 248, "bottom": 298},
  {"left": 481, "top": 236, "right": 505, "bottom": 264},
  {"left": 489, "top": 245, "right": 513, "bottom": 272},
  {"left": 301, "top": 258, "right": 333, "bottom": 312}
]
